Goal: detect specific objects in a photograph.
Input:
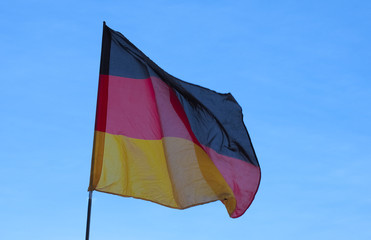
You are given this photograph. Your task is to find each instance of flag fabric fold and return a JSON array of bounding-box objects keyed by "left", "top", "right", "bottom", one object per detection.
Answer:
[{"left": 89, "top": 22, "right": 260, "bottom": 218}]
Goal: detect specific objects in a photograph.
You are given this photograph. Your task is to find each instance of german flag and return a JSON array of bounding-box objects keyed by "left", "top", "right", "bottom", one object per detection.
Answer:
[{"left": 88, "top": 22, "right": 260, "bottom": 218}]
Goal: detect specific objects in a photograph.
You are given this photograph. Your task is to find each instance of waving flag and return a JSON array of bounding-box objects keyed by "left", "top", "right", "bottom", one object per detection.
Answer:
[{"left": 88, "top": 23, "right": 260, "bottom": 218}]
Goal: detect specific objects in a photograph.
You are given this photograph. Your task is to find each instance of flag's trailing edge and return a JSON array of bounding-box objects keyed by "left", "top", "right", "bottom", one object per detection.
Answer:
[{"left": 89, "top": 22, "right": 261, "bottom": 218}]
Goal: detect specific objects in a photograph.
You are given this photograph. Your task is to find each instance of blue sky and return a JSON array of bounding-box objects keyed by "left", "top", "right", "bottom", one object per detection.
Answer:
[{"left": 1, "top": 1, "right": 370, "bottom": 239}]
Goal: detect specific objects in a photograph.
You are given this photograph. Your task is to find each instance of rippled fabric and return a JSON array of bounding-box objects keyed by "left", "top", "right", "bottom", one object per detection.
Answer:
[{"left": 88, "top": 22, "right": 260, "bottom": 218}]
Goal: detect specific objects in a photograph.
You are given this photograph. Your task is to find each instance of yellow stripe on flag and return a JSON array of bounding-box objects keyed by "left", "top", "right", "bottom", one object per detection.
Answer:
[{"left": 89, "top": 131, "right": 235, "bottom": 212}]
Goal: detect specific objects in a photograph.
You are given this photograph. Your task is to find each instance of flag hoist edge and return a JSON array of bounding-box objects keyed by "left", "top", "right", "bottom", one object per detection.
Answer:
[{"left": 88, "top": 22, "right": 261, "bottom": 218}]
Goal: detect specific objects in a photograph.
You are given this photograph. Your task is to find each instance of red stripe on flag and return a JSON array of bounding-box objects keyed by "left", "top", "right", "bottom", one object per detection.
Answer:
[
  {"left": 95, "top": 75, "right": 199, "bottom": 144},
  {"left": 95, "top": 75, "right": 109, "bottom": 133},
  {"left": 204, "top": 146, "right": 261, "bottom": 218}
]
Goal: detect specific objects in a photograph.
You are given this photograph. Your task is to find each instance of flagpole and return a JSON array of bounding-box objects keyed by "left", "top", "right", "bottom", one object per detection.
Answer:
[
  {"left": 85, "top": 21, "right": 106, "bottom": 240},
  {"left": 85, "top": 191, "right": 93, "bottom": 240}
]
